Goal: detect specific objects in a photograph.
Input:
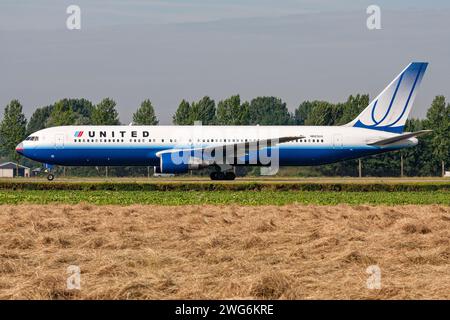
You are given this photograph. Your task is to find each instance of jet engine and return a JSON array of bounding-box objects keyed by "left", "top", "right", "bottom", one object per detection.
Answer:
[{"left": 156, "top": 151, "right": 208, "bottom": 174}]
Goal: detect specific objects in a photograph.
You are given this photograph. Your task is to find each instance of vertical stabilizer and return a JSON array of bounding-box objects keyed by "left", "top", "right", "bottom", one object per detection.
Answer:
[{"left": 345, "top": 62, "right": 428, "bottom": 133}]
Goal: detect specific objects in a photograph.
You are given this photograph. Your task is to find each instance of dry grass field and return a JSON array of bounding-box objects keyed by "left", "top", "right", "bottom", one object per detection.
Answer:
[{"left": 0, "top": 204, "right": 449, "bottom": 299}]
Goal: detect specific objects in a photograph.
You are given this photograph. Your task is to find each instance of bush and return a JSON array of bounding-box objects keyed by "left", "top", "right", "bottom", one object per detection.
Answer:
[{"left": 0, "top": 181, "right": 448, "bottom": 192}]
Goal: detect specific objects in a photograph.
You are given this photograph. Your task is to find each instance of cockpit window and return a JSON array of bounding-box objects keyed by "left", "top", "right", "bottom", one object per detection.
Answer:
[{"left": 26, "top": 136, "right": 39, "bottom": 141}]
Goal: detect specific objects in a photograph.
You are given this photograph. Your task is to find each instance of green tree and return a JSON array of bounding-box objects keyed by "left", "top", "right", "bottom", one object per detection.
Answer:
[
  {"left": 304, "top": 101, "right": 340, "bottom": 126},
  {"left": 45, "top": 98, "right": 94, "bottom": 127},
  {"left": 248, "top": 97, "right": 291, "bottom": 125},
  {"left": 216, "top": 95, "right": 250, "bottom": 125},
  {"left": 0, "top": 100, "right": 27, "bottom": 172},
  {"left": 92, "top": 98, "right": 120, "bottom": 125},
  {"left": 294, "top": 101, "right": 314, "bottom": 125},
  {"left": 133, "top": 99, "right": 159, "bottom": 125},
  {"left": 190, "top": 96, "right": 216, "bottom": 125},
  {"left": 401, "top": 118, "right": 435, "bottom": 176},
  {"left": 27, "top": 105, "right": 54, "bottom": 134},
  {"left": 337, "top": 94, "right": 369, "bottom": 125},
  {"left": 425, "top": 96, "right": 450, "bottom": 176},
  {"left": 173, "top": 100, "right": 192, "bottom": 125},
  {"left": 46, "top": 101, "right": 77, "bottom": 126},
  {"left": 67, "top": 98, "right": 94, "bottom": 124}
]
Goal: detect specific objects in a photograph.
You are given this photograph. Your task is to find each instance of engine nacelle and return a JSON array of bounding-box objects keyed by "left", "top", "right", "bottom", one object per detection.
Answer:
[{"left": 157, "top": 151, "right": 208, "bottom": 174}]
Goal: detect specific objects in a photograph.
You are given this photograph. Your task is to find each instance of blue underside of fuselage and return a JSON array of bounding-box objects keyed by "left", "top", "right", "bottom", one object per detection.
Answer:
[{"left": 21, "top": 145, "right": 400, "bottom": 167}]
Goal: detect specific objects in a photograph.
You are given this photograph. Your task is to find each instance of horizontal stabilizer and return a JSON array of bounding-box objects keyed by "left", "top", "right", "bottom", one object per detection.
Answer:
[{"left": 367, "top": 130, "right": 432, "bottom": 146}]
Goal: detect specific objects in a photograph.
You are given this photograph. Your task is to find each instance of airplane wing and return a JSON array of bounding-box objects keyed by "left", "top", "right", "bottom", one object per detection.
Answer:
[
  {"left": 367, "top": 130, "right": 432, "bottom": 146},
  {"left": 156, "top": 135, "right": 305, "bottom": 161}
]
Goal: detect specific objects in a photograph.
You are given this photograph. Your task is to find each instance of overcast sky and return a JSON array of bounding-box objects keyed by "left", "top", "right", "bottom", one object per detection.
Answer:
[{"left": 1, "top": 1, "right": 450, "bottom": 124}]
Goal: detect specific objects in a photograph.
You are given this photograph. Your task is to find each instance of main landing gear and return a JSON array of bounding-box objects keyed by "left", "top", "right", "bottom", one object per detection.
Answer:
[
  {"left": 47, "top": 173, "right": 55, "bottom": 181},
  {"left": 210, "top": 171, "right": 236, "bottom": 181}
]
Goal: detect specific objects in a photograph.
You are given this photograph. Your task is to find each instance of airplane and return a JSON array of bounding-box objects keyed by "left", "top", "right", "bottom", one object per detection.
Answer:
[{"left": 16, "top": 62, "right": 431, "bottom": 181}]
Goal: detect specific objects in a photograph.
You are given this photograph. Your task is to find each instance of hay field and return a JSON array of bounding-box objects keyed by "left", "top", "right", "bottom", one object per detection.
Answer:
[{"left": 0, "top": 204, "right": 449, "bottom": 299}]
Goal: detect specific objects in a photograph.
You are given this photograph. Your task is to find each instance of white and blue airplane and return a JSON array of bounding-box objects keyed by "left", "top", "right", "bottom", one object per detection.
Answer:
[{"left": 16, "top": 62, "right": 431, "bottom": 180}]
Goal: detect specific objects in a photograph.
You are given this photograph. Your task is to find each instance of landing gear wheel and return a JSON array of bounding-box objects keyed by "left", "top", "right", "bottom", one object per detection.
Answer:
[
  {"left": 225, "top": 172, "right": 236, "bottom": 180},
  {"left": 210, "top": 171, "right": 235, "bottom": 181},
  {"left": 47, "top": 173, "right": 55, "bottom": 181},
  {"left": 210, "top": 172, "right": 219, "bottom": 180},
  {"left": 216, "top": 172, "right": 225, "bottom": 180}
]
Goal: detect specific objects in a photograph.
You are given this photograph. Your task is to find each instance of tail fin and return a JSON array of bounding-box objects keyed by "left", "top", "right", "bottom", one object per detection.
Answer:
[{"left": 345, "top": 62, "right": 428, "bottom": 133}]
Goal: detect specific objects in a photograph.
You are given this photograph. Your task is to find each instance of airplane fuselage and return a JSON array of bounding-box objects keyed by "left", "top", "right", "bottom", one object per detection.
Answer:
[{"left": 17, "top": 125, "right": 417, "bottom": 167}]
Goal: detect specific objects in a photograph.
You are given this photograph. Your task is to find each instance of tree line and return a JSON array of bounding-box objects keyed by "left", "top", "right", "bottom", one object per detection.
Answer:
[{"left": 0, "top": 94, "right": 448, "bottom": 177}]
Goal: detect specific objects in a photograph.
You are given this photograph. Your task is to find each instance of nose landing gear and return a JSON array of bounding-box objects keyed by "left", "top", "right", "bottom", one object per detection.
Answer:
[{"left": 44, "top": 164, "right": 55, "bottom": 181}]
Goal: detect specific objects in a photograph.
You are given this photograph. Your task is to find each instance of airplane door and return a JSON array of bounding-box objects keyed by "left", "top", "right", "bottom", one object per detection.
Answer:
[
  {"left": 333, "top": 134, "right": 343, "bottom": 149},
  {"left": 55, "top": 134, "right": 64, "bottom": 149}
]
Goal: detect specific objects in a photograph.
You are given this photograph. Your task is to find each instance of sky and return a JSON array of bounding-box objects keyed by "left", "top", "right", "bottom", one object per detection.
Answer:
[{"left": 1, "top": 0, "right": 450, "bottom": 124}]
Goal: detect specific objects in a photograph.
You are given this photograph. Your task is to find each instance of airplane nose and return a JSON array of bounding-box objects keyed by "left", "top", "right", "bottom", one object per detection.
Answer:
[{"left": 15, "top": 142, "right": 24, "bottom": 155}]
